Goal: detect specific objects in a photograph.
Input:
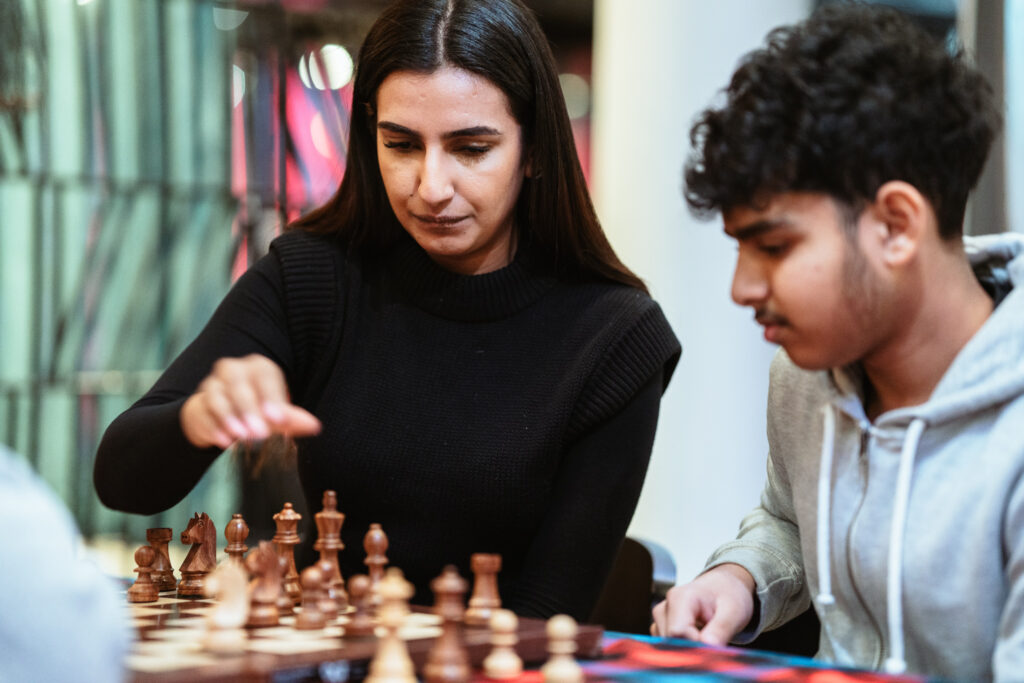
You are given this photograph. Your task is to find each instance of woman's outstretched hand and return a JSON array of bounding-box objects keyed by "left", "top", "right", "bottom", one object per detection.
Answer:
[{"left": 180, "top": 354, "right": 321, "bottom": 449}]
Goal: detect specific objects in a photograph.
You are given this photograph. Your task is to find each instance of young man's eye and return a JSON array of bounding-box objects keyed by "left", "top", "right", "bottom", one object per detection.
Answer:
[{"left": 759, "top": 243, "right": 789, "bottom": 256}]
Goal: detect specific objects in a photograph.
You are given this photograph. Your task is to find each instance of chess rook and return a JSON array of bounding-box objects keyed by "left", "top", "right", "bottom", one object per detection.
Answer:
[
  {"left": 464, "top": 553, "right": 502, "bottom": 626},
  {"left": 145, "top": 527, "right": 177, "bottom": 592}
]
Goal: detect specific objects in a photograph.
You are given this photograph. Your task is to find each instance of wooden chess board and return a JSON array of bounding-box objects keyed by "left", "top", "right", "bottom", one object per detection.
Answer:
[{"left": 126, "top": 592, "right": 603, "bottom": 682}]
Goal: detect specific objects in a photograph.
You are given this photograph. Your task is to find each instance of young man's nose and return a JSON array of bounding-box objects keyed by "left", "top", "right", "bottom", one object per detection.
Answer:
[{"left": 730, "top": 256, "right": 768, "bottom": 307}]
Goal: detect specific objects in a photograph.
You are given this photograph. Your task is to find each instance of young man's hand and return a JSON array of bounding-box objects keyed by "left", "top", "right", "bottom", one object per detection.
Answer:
[{"left": 650, "top": 563, "right": 756, "bottom": 645}]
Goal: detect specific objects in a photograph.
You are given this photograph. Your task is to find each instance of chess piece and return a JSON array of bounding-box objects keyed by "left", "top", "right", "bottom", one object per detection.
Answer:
[
  {"left": 127, "top": 545, "right": 160, "bottom": 603},
  {"left": 202, "top": 561, "right": 249, "bottom": 653},
  {"left": 224, "top": 513, "right": 249, "bottom": 568},
  {"left": 483, "top": 609, "right": 522, "bottom": 679},
  {"left": 317, "top": 558, "right": 341, "bottom": 620},
  {"left": 464, "top": 553, "right": 501, "bottom": 626},
  {"left": 276, "top": 555, "right": 295, "bottom": 617},
  {"left": 273, "top": 502, "right": 302, "bottom": 605},
  {"left": 365, "top": 568, "right": 416, "bottom": 683},
  {"left": 296, "top": 566, "right": 328, "bottom": 630},
  {"left": 146, "top": 528, "right": 177, "bottom": 591},
  {"left": 345, "top": 574, "right": 376, "bottom": 637},
  {"left": 541, "top": 615, "right": 583, "bottom": 683},
  {"left": 315, "top": 490, "right": 347, "bottom": 609},
  {"left": 364, "top": 523, "right": 388, "bottom": 605},
  {"left": 178, "top": 512, "right": 217, "bottom": 598},
  {"left": 424, "top": 566, "right": 470, "bottom": 683},
  {"left": 246, "top": 541, "right": 282, "bottom": 627}
]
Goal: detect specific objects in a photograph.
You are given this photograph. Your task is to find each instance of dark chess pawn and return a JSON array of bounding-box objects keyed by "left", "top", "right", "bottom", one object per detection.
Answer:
[
  {"left": 296, "top": 566, "right": 328, "bottom": 631},
  {"left": 146, "top": 528, "right": 177, "bottom": 592},
  {"left": 127, "top": 545, "right": 160, "bottom": 603},
  {"left": 424, "top": 566, "right": 470, "bottom": 683},
  {"left": 316, "top": 558, "right": 340, "bottom": 620},
  {"left": 276, "top": 555, "right": 295, "bottom": 617},
  {"left": 345, "top": 574, "right": 376, "bottom": 637},
  {"left": 464, "top": 553, "right": 502, "bottom": 626},
  {"left": 246, "top": 541, "right": 282, "bottom": 628}
]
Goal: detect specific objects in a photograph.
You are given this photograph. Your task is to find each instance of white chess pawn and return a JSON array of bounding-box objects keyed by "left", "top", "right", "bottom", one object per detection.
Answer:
[
  {"left": 201, "top": 562, "right": 250, "bottom": 654},
  {"left": 483, "top": 609, "right": 522, "bottom": 679},
  {"left": 541, "top": 614, "right": 583, "bottom": 683},
  {"left": 366, "top": 568, "right": 417, "bottom": 683}
]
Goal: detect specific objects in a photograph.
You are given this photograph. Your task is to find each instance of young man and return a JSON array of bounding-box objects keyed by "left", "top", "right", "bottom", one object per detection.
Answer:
[{"left": 652, "top": 4, "right": 1024, "bottom": 680}]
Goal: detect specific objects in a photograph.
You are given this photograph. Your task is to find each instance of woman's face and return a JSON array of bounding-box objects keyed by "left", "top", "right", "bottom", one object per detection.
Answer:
[{"left": 375, "top": 66, "right": 528, "bottom": 275}]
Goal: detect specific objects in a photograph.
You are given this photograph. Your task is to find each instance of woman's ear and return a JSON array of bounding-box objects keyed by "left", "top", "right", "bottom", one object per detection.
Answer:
[{"left": 523, "top": 148, "right": 539, "bottom": 179}]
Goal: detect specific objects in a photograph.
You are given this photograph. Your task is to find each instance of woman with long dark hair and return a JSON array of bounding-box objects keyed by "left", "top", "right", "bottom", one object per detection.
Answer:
[{"left": 96, "top": 0, "right": 679, "bottom": 620}]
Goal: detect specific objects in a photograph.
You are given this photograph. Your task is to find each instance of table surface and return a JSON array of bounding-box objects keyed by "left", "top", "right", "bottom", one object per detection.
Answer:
[{"left": 556, "top": 634, "right": 939, "bottom": 683}]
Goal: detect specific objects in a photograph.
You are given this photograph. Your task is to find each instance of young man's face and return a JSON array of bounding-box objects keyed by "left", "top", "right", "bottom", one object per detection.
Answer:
[{"left": 724, "top": 192, "right": 891, "bottom": 371}]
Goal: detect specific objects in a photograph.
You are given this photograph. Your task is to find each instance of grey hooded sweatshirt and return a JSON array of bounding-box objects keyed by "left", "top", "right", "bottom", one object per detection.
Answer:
[{"left": 706, "top": 233, "right": 1024, "bottom": 681}]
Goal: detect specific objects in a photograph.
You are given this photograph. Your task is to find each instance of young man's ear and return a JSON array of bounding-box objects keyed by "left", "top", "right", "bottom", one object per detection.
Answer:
[{"left": 869, "top": 181, "right": 930, "bottom": 267}]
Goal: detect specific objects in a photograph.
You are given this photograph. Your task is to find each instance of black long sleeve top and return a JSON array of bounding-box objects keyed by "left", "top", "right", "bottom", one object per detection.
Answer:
[{"left": 95, "top": 230, "right": 680, "bottom": 620}]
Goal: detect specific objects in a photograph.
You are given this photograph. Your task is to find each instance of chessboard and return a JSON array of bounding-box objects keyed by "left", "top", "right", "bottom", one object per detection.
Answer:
[{"left": 126, "top": 590, "right": 603, "bottom": 683}]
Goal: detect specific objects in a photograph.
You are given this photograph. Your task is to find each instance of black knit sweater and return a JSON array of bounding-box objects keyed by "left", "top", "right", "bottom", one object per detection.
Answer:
[{"left": 95, "top": 230, "right": 680, "bottom": 619}]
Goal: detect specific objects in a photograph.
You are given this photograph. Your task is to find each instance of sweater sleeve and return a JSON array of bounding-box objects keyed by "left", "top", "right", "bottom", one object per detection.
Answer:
[
  {"left": 93, "top": 250, "right": 294, "bottom": 514},
  {"left": 505, "top": 370, "right": 664, "bottom": 621}
]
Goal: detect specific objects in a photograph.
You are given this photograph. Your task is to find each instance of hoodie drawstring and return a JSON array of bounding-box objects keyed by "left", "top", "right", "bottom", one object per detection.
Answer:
[
  {"left": 817, "top": 406, "right": 927, "bottom": 674},
  {"left": 883, "top": 417, "right": 926, "bottom": 675},
  {"left": 815, "top": 404, "right": 837, "bottom": 609}
]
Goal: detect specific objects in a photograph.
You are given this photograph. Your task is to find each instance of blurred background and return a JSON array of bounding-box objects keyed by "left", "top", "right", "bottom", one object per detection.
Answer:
[{"left": 0, "top": 0, "right": 1018, "bottom": 579}]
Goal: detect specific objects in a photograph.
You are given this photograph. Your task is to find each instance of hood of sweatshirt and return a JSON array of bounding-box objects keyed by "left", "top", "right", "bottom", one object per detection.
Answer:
[{"left": 816, "top": 232, "right": 1024, "bottom": 674}]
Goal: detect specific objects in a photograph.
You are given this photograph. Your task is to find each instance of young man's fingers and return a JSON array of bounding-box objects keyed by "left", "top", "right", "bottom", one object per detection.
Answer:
[
  {"left": 653, "top": 588, "right": 706, "bottom": 639},
  {"left": 697, "top": 599, "right": 748, "bottom": 646}
]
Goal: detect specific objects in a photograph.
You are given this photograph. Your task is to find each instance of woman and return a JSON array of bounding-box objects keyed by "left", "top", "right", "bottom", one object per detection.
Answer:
[{"left": 95, "top": 0, "right": 680, "bottom": 620}]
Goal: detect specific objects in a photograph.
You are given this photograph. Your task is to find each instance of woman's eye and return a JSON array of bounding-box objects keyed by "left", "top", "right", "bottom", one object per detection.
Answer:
[
  {"left": 459, "top": 145, "right": 490, "bottom": 156},
  {"left": 383, "top": 140, "right": 412, "bottom": 150}
]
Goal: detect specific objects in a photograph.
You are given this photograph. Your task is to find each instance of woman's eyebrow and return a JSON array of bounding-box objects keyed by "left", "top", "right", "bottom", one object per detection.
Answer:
[{"left": 377, "top": 121, "right": 502, "bottom": 139}]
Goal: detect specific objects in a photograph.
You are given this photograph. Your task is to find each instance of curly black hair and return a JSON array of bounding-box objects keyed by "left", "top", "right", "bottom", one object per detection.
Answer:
[{"left": 684, "top": 2, "right": 1002, "bottom": 239}]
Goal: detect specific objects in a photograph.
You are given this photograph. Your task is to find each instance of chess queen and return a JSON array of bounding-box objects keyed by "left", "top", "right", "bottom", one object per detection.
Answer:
[{"left": 94, "top": 0, "right": 680, "bottom": 620}]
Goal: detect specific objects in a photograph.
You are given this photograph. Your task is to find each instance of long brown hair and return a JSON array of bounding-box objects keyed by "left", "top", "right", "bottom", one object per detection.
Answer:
[{"left": 290, "top": 0, "right": 647, "bottom": 293}]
